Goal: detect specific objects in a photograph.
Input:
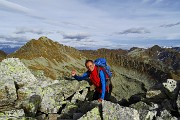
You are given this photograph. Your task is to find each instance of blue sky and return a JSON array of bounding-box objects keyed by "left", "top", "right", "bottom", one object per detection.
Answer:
[{"left": 0, "top": 0, "right": 180, "bottom": 50}]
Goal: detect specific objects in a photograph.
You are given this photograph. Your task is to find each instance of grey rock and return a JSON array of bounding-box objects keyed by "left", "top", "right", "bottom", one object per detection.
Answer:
[
  {"left": 22, "top": 95, "right": 41, "bottom": 117},
  {"left": 145, "top": 89, "right": 167, "bottom": 103},
  {"left": 144, "top": 110, "right": 157, "bottom": 120},
  {"left": 0, "top": 78, "right": 17, "bottom": 107},
  {"left": 16, "top": 85, "right": 43, "bottom": 116},
  {"left": 163, "top": 79, "right": 177, "bottom": 92},
  {"left": 58, "top": 103, "right": 78, "bottom": 119},
  {"left": 156, "top": 109, "right": 178, "bottom": 120},
  {"left": 102, "top": 100, "right": 140, "bottom": 120},
  {"left": 17, "top": 86, "right": 43, "bottom": 101},
  {"left": 48, "top": 114, "right": 58, "bottom": 120},
  {"left": 0, "top": 58, "right": 37, "bottom": 88},
  {"left": 162, "top": 79, "right": 179, "bottom": 100},
  {"left": 16, "top": 76, "right": 81, "bottom": 114},
  {"left": 39, "top": 80, "right": 80, "bottom": 114},
  {"left": 78, "top": 107, "right": 101, "bottom": 120},
  {"left": 0, "top": 109, "right": 25, "bottom": 120},
  {"left": 61, "top": 80, "right": 80, "bottom": 99},
  {"left": 78, "top": 81, "right": 90, "bottom": 91},
  {"left": 146, "top": 90, "right": 162, "bottom": 98},
  {"left": 39, "top": 84, "right": 64, "bottom": 114},
  {"left": 0, "top": 58, "right": 39, "bottom": 108},
  {"left": 130, "top": 101, "right": 158, "bottom": 120},
  {"left": 176, "top": 92, "right": 180, "bottom": 113},
  {"left": 130, "top": 101, "right": 158, "bottom": 111},
  {"left": 71, "top": 88, "right": 88, "bottom": 103}
]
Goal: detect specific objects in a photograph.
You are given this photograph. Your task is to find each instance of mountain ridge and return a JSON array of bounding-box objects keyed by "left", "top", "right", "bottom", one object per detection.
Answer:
[{"left": 7, "top": 36, "right": 87, "bottom": 79}]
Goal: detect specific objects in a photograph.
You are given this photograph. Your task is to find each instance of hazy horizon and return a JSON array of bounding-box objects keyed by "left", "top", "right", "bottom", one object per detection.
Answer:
[{"left": 0, "top": 37, "right": 179, "bottom": 52}]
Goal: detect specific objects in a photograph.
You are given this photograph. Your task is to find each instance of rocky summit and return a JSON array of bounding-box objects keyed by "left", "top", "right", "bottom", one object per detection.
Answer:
[
  {"left": 0, "top": 36, "right": 180, "bottom": 120},
  {"left": 8, "top": 36, "right": 87, "bottom": 80}
]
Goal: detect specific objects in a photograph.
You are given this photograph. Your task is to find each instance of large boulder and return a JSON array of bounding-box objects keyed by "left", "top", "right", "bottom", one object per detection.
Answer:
[
  {"left": 145, "top": 79, "right": 179, "bottom": 104},
  {"left": 102, "top": 100, "right": 140, "bottom": 120},
  {"left": 78, "top": 101, "right": 140, "bottom": 120},
  {"left": 78, "top": 107, "right": 101, "bottom": 120},
  {"left": 130, "top": 101, "right": 158, "bottom": 120},
  {"left": 0, "top": 58, "right": 37, "bottom": 88},
  {"left": 162, "top": 79, "right": 179, "bottom": 100},
  {"left": 0, "top": 58, "right": 38, "bottom": 108},
  {"left": 21, "top": 94, "right": 42, "bottom": 117},
  {"left": 17, "top": 79, "right": 80, "bottom": 114},
  {"left": 39, "top": 83, "right": 64, "bottom": 114},
  {"left": 163, "top": 79, "right": 177, "bottom": 92},
  {"left": 0, "top": 78, "right": 17, "bottom": 107}
]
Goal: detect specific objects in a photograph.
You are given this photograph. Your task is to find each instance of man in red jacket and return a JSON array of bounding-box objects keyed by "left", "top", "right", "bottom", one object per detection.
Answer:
[{"left": 72, "top": 60, "right": 112, "bottom": 102}]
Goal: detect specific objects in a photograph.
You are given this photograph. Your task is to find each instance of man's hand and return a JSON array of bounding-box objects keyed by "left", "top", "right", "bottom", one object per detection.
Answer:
[
  {"left": 72, "top": 70, "right": 76, "bottom": 76},
  {"left": 98, "top": 98, "right": 103, "bottom": 103}
]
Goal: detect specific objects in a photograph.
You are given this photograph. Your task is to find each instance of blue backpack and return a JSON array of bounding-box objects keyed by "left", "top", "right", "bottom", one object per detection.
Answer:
[{"left": 94, "top": 58, "right": 112, "bottom": 79}]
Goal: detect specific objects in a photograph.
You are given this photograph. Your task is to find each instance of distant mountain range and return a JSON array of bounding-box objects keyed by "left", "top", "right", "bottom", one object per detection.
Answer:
[
  {"left": 0, "top": 42, "right": 179, "bottom": 55},
  {"left": 0, "top": 45, "right": 20, "bottom": 54}
]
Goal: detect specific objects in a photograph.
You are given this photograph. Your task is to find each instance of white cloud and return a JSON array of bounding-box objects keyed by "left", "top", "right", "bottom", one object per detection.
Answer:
[
  {"left": 62, "top": 32, "right": 90, "bottom": 41},
  {"left": 160, "top": 21, "right": 180, "bottom": 28},
  {"left": 0, "top": 0, "right": 32, "bottom": 14},
  {"left": 15, "top": 27, "right": 47, "bottom": 35},
  {"left": 117, "top": 28, "right": 150, "bottom": 34}
]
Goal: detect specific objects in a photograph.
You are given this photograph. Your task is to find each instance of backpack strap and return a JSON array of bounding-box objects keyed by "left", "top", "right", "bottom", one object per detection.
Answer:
[
  {"left": 96, "top": 66, "right": 111, "bottom": 92},
  {"left": 97, "top": 66, "right": 104, "bottom": 77}
]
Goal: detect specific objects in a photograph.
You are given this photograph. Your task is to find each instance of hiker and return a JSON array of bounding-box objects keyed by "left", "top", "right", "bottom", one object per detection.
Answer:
[{"left": 72, "top": 59, "right": 112, "bottom": 102}]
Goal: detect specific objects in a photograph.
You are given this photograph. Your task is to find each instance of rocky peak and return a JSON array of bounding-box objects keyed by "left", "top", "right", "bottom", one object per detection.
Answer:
[
  {"left": 129, "top": 47, "right": 140, "bottom": 52},
  {"left": 8, "top": 36, "right": 83, "bottom": 62},
  {"left": 150, "top": 45, "right": 161, "bottom": 51},
  {"left": 7, "top": 36, "right": 86, "bottom": 80}
]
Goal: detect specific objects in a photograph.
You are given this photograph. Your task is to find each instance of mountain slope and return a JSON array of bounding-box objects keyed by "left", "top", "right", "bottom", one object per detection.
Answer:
[
  {"left": 128, "top": 45, "right": 180, "bottom": 80},
  {"left": 81, "top": 45, "right": 180, "bottom": 80},
  {"left": 0, "top": 50, "right": 7, "bottom": 61},
  {"left": 8, "top": 36, "right": 87, "bottom": 79},
  {"left": 81, "top": 45, "right": 180, "bottom": 100}
]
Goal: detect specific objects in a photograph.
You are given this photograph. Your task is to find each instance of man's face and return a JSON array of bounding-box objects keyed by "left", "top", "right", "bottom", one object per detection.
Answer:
[{"left": 86, "top": 61, "right": 95, "bottom": 72}]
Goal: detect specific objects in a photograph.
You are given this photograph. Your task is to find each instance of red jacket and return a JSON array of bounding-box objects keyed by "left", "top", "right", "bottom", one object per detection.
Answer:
[{"left": 89, "top": 66, "right": 109, "bottom": 93}]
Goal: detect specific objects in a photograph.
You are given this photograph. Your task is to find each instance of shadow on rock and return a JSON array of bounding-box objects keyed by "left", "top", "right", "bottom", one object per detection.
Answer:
[{"left": 23, "top": 95, "right": 42, "bottom": 117}]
